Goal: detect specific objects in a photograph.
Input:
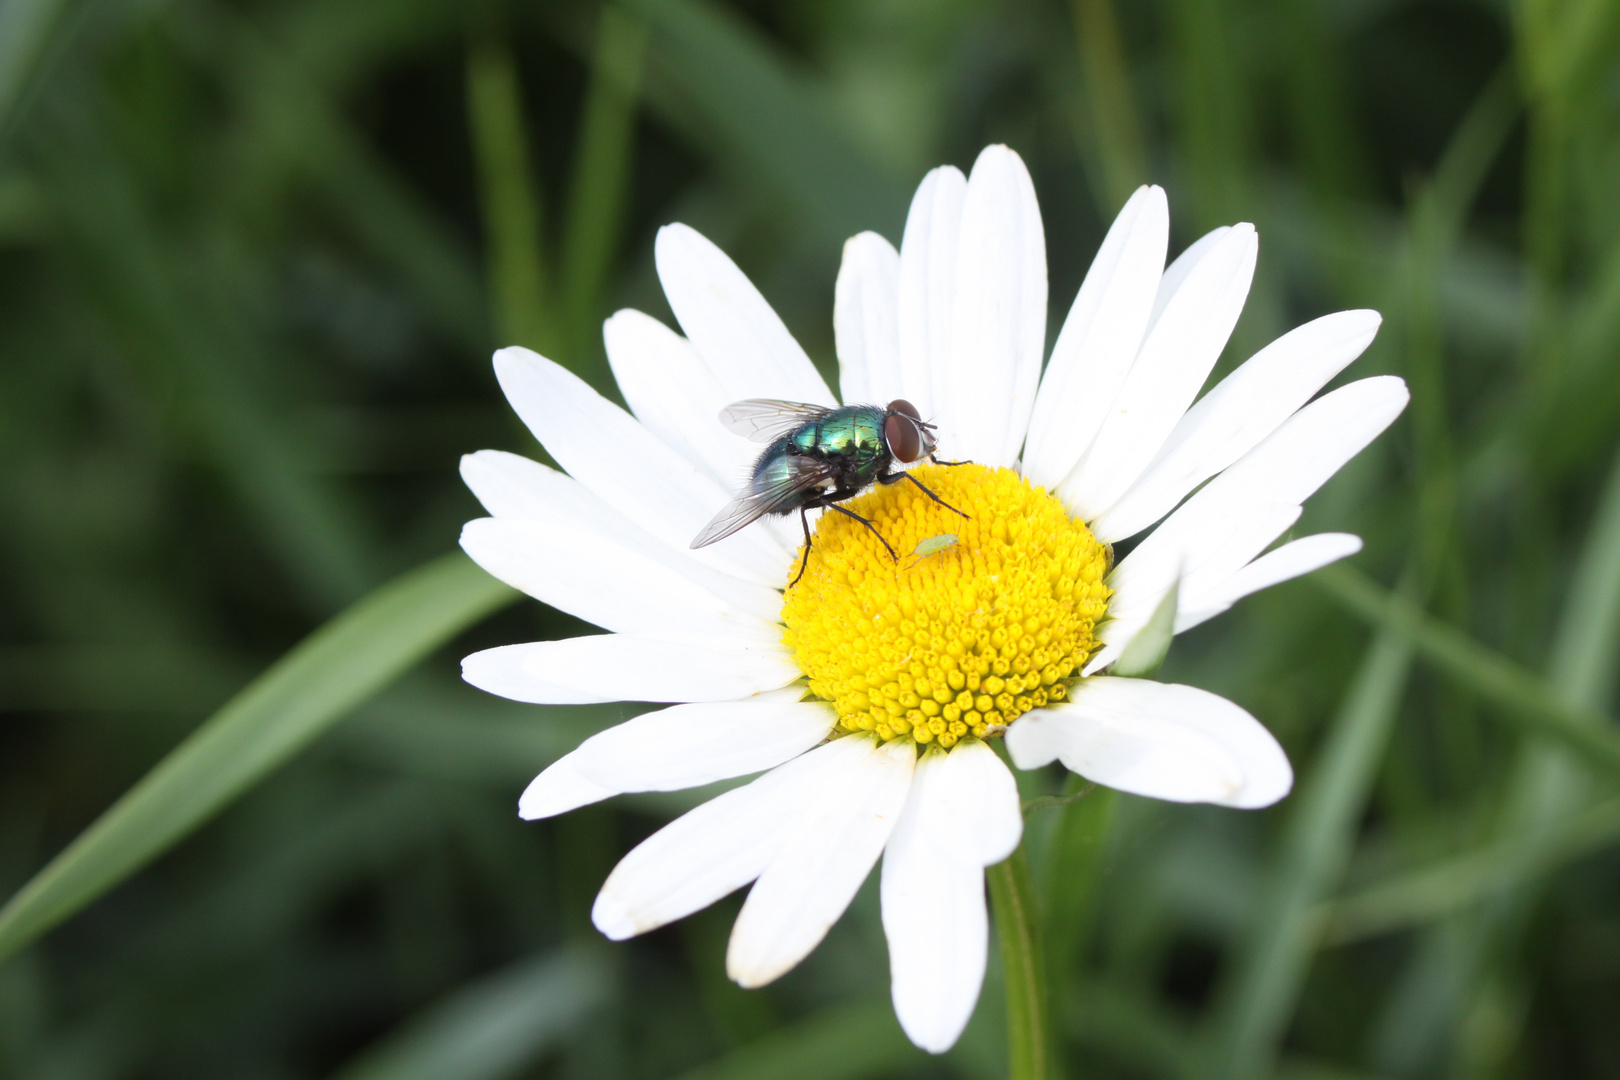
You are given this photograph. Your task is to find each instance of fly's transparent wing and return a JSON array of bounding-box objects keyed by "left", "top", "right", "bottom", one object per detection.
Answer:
[
  {"left": 690, "top": 456, "right": 838, "bottom": 548},
  {"left": 719, "top": 399, "right": 833, "bottom": 443}
]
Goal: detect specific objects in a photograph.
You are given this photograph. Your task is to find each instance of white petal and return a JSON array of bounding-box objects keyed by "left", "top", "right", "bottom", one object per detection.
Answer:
[
  {"left": 835, "top": 232, "right": 903, "bottom": 406},
  {"left": 592, "top": 734, "right": 871, "bottom": 940},
  {"left": 463, "top": 645, "right": 622, "bottom": 705},
  {"left": 521, "top": 692, "right": 825, "bottom": 821},
  {"left": 1107, "top": 376, "right": 1406, "bottom": 615},
  {"left": 1087, "top": 375, "right": 1409, "bottom": 673},
  {"left": 1177, "top": 532, "right": 1363, "bottom": 632},
  {"left": 518, "top": 755, "right": 619, "bottom": 820},
  {"left": 881, "top": 748, "right": 990, "bottom": 1054},
  {"left": 1023, "top": 185, "right": 1168, "bottom": 490},
  {"left": 1087, "top": 503, "right": 1300, "bottom": 675},
  {"left": 462, "top": 449, "right": 786, "bottom": 569},
  {"left": 461, "top": 456, "right": 789, "bottom": 621},
  {"left": 917, "top": 739, "right": 1023, "bottom": 867},
  {"left": 461, "top": 450, "right": 618, "bottom": 525},
  {"left": 1145, "top": 225, "right": 1231, "bottom": 334},
  {"left": 655, "top": 223, "right": 836, "bottom": 407},
  {"left": 603, "top": 309, "right": 768, "bottom": 493},
  {"left": 726, "top": 737, "right": 916, "bottom": 987},
  {"left": 461, "top": 631, "right": 799, "bottom": 705},
  {"left": 1060, "top": 224, "right": 1258, "bottom": 520},
  {"left": 898, "top": 165, "right": 967, "bottom": 421},
  {"left": 1185, "top": 374, "right": 1409, "bottom": 514},
  {"left": 570, "top": 693, "right": 835, "bottom": 792},
  {"left": 459, "top": 517, "right": 781, "bottom": 637},
  {"left": 941, "top": 146, "right": 1047, "bottom": 466},
  {"left": 1109, "top": 502, "right": 1302, "bottom": 625},
  {"left": 1005, "top": 677, "right": 1292, "bottom": 808},
  {"left": 1092, "top": 310, "right": 1382, "bottom": 542},
  {"left": 494, "top": 346, "right": 789, "bottom": 585}
]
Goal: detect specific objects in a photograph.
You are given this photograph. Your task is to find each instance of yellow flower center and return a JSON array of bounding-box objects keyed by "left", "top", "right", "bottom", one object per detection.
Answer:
[{"left": 781, "top": 464, "right": 1112, "bottom": 748}]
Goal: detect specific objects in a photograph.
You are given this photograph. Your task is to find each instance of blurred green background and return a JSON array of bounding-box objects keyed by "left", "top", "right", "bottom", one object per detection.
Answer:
[{"left": 3, "top": 0, "right": 1620, "bottom": 1077}]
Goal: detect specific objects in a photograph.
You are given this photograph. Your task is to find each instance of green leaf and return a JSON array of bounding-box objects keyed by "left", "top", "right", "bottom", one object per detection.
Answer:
[
  {"left": 330, "top": 948, "right": 611, "bottom": 1080},
  {"left": 0, "top": 553, "right": 518, "bottom": 966}
]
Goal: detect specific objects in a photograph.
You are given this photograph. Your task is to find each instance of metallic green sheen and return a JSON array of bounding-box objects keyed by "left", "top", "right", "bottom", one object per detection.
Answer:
[
  {"left": 749, "top": 406, "right": 891, "bottom": 511},
  {"left": 754, "top": 447, "right": 808, "bottom": 492},
  {"left": 796, "top": 407, "right": 885, "bottom": 475}
]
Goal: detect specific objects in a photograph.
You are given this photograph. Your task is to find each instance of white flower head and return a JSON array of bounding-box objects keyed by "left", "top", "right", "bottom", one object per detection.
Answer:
[{"left": 458, "top": 145, "right": 1406, "bottom": 1053}]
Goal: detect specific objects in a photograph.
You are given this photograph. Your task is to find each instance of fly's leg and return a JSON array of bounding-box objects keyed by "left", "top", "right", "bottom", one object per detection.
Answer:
[
  {"left": 930, "top": 455, "right": 971, "bottom": 467},
  {"left": 787, "top": 499, "right": 900, "bottom": 587},
  {"left": 789, "top": 507, "right": 815, "bottom": 588},
  {"left": 824, "top": 503, "right": 900, "bottom": 561},
  {"left": 879, "top": 469, "right": 970, "bottom": 519}
]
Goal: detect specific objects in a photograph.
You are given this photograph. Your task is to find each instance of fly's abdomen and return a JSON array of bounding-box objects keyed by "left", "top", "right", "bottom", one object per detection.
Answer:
[{"left": 751, "top": 447, "right": 818, "bottom": 512}]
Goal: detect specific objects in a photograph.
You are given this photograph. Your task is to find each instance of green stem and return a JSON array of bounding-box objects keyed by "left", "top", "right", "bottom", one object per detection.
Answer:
[{"left": 989, "top": 844, "right": 1050, "bottom": 1080}]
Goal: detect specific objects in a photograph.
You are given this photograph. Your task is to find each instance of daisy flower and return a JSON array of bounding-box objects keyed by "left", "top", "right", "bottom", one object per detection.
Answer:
[{"left": 458, "top": 145, "right": 1406, "bottom": 1053}]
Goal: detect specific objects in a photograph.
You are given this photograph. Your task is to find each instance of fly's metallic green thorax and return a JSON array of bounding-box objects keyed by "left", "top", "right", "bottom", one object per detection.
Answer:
[{"left": 788, "top": 407, "right": 887, "bottom": 478}]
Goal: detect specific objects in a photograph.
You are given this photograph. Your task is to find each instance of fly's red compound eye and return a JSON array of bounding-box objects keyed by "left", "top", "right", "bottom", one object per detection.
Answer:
[
  {"left": 887, "top": 399, "right": 921, "bottom": 421},
  {"left": 884, "top": 411, "right": 922, "bottom": 462}
]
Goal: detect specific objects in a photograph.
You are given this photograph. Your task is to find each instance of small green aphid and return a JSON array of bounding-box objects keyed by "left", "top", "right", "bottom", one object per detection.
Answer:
[{"left": 904, "top": 532, "right": 959, "bottom": 569}]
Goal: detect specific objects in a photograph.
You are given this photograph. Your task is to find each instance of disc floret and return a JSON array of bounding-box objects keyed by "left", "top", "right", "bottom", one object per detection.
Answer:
[{"left": 781, "top": 464, "right": 1111, "bottom": 747}]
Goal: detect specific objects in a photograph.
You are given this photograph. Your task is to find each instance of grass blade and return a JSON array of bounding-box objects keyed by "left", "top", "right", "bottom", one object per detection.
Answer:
[
  {"left": 1315, "top": 563, "right": 1620, "bottom": 782},
  {"left": 39, "top": 109, "right": 378, "bottom": 608},
  {"left": 1546, "top": 442, "right": 1620, "bottom": 704},
  {"left": 1271, "top": 0, "right": 1370, "bottom": 207},
  {"left": 624, "top": 0, "right": 908, "bottom": 243},
  {"left": 0, "top": 553, "right": 517, "bottom": 965},
  {"left": 1205, "top": 624, "right": 1414, "bottom": 1079},
  {"left": 1424, "top": 440, "right": 1620, "bottom": 1070},
  {"left": 0, "top": 0, "right": 70, "bottom": 142},
  {"left": 467, "top": 40, "right": 554, "bottom": 358},
  {"left": 330, "top": 948, "right": 611, "bottom": 1080},
  {"left": 560, "top": 6, "right": 648, "bottom": 385},
  {"left": 1319, "top": 796, "right": 1620, "bottom": 945},
  {"left": 1069, "top": 0, "right": 1147, "bottom": 213},
  {"left": 670, "top": 998, "right": 925, "bottom": 1080},
  {"left": 1164, "top": 0, "right": 1251, "bottom": 228},
  {"left": 199, "top": 4, "right": 488, "bottom": 354}
]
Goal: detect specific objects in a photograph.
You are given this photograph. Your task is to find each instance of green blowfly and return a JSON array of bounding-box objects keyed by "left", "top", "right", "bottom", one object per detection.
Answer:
[{"left": 691, "top": 398, "right": 969, "bottom": 586}]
